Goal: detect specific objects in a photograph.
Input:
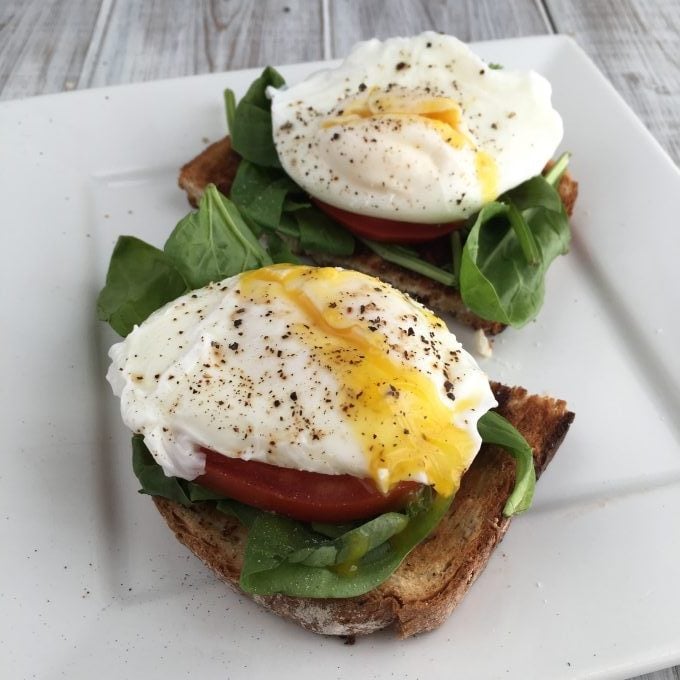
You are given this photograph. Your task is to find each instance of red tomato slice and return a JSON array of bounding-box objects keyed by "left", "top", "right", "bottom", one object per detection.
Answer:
[
  {"left": 195, "top": 449, "right": 422, "bottom": 522},
  {"left": 313, "top": 199, "right": 465, "bottom": 244}
]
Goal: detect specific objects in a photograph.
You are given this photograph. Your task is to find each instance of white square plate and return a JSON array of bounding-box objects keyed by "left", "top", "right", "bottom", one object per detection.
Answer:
[{"left": 2, "top": 35, "right": 679, "bottom": 680}]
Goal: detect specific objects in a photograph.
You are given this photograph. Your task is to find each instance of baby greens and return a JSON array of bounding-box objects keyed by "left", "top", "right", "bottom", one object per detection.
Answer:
[
  {"left": 165, "top": 184, "right": 272, "bottom": 289},
  {"left": 460, "top": 173, "right": 571, "bottom": 327},
  {"left": 96, "top": 236, "right": 187, "bottom": 337},
  {"left": 97, "top": 185, "right": 273, "bottom": 336},
  {"left": 361, "top": 239, "right": 457, "bottom": 286},
  {"left": 228, "top": 67, "right": 285, "bottom": 168},
  {"left": 229, "top": 144, "right": 355, "bottom": 256},
  {"left": 477, "top": 411, "right": 536, "bottom": 515}
]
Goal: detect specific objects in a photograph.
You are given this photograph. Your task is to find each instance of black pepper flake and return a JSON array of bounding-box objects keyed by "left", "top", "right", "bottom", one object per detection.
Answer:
[
  {"left": 331, "top": 132, "right": 340, "bottom": 141},
  {"left": 290, "top": 391, "right": 298, "bottom": 401},
  {"left": 233, "top": 319, "right": 243, "bottom": 328},
  {"left": 407, "top": 327, "right": 415, "bottom": 336},
  {"left": 228, "top": 342, "right": 239, "bottom": 350},
  {"left": 358, "top": 83, "right": 367, "bottom": 92},
  {"left": 395, "top": 61, "right": 409, "bottom": 71},
  {"left": 274, "top": 399, "right": 281, "bottom": 407}
]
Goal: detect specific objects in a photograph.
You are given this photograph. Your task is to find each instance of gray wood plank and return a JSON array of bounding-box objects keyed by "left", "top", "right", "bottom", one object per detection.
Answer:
[
  {"left": 0, "top": 0, "right": 102, "bottom": 100},
  {"left": 328, "top": 0, "right": 550, "bottom": 55},
  {"left": 545, "top": 0, "right": 680, "bottom": 164},
  {"left": 79, "top": 0, "right": 325, "bottom": 90},
  {"left": 637, "top": 669, "right": 680, "bottom": 680}
]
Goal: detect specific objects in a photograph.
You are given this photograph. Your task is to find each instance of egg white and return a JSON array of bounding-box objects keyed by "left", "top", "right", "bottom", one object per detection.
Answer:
[{"left": 269, "top": 32, "right": 563, "bottom": 223}]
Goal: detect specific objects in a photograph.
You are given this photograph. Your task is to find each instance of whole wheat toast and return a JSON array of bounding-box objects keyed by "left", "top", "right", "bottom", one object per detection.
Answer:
[
  {"left": 178, "top": 137, "right": 578, "bottom": 335},
  {"left": 153, "top": 382, "right": 574, "bottom": 638}
]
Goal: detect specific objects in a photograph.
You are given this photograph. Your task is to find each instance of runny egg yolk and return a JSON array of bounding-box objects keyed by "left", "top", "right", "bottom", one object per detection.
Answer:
[
  {"left": 322, "top": 88, "right": 499, "bottom": 206},
  {"left": 240, "top": 265, "right": 479, "bottom": 497}
]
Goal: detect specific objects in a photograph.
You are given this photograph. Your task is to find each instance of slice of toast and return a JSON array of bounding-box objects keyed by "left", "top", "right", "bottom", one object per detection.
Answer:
[
  {"left": 178, "top": 137, "right": 578, "bottom": 335},
  {"left": 153, "top": 382, "right": 574, "bottom": 638}
]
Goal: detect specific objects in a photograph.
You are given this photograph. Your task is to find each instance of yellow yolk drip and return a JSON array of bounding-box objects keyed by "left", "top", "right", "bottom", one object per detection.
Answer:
[
  {"left": 240, "top": 265, "right": 478, "bottom": 497},
  {"left": 323, "top": 90, "right": 476, "bottom": 150},
  {"left": 323, "top": 88, "right": 500, "bottom": 203},
  {"left": 475, "top": 150, "right": 499, "bottom": 203}
]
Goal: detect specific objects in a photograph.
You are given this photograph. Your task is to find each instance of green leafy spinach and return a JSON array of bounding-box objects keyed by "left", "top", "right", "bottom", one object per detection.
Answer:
[
  {"left": 164, "top": 183, "right": 272, "bottom": 288},
  {"left": 228, "top": 66, "right": 285, "bottom": 167},
  {"left": 96, "top": 236, "right": 188, "bottom": 337},
  {"left": 98, "top": 185, "right": 277, "bottom": 336},
  {"left": 477, "top": 411, "right": 536, "bottom": 515},
  {"left": 460, "top": 170, "right": 571, "bottom": 327}
]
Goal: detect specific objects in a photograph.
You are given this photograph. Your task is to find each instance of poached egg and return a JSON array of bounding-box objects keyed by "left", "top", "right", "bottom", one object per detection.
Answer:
[
  {"left": 269, "top": 32, "right": 563, "bottom": 223},
  {"left": 107, "top": 265, "right": 496, "bottom": 498}
]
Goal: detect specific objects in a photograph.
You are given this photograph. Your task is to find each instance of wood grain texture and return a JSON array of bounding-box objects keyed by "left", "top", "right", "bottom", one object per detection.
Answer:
[
  {"left": 0, "top": 0, "right": 101, "bottom": 99},
  {"left": 79, "top": 0, "right": 325, "bottom": 89},
  {"left": 636, "top": 669, "right": 680, "bottom": 680},
  {"left": 546, "top": 0, "right": 680, "bottom": 164},
  {"left": 328, "top": 0, "right": 550, "bottom": 52}
]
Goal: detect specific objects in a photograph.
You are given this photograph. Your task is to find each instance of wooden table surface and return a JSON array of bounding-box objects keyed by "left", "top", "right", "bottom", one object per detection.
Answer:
[{"left": 1, "top": 2, "right": 678, "bottom": 679}]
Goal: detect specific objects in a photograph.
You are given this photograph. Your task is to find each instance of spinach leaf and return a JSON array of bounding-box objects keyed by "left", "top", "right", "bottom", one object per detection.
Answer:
[
  {"left": 224, "top": 89, "right": 236, "bottom": 132},
  {"left": 97, "top": 236, "right": 188, "bottom": 337},
  {"left": 229, "top": 160, "right": 353, "bottom": 257},
  {"left": 477, "top": 411, "right": 536, "bottom": 516},
  {"left": 295, "top": 206, "right": 355, "bottom": 256},
  {"left": 229, "top": 67, "right": 285, "bottom": 168},
  {"left": 544, "top": 151, "right": 570, "bottom": 188},
  {"left": 287, "top": 512, "right": 408, "bottom": 568},
  {"left": 164, "top": 183, "right": 272, "bottom": 289},
  {"left": 215, "top": 499, "right": 261, "bottom": 529},
  {"left": 132, "top": 435, "right": 192, "bottom": 506},
  {"left": 239, "top": 492, "right": 450, "bottom": 598},
  {"left": 362, "top": 238, "right": 457, "bottom": 286},
  {"left": 459, "top": 177, "right": 570, "bottom": 327},
  {"left": 266, "top": 232, "right": 301, "bottom": 264},
  {"left": 230, "top": 160, "right": 298, "bottom": 229}
]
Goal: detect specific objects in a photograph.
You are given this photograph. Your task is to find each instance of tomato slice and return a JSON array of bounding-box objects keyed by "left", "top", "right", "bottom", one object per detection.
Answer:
[
  {"left": 195, "top": 449, "right": 422, "bottom": 522},
  {"left": 313, "top": 199, "right": 465, "bottom": 244}
]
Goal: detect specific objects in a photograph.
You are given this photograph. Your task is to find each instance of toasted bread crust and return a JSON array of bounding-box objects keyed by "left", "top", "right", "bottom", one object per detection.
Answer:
[
  {"left": 179, "top": 137, "right": 241, "bottom": 209},
  {"left": 177, "top": 136, "right": 578, "bottom": 335},
  {"left": 153, "top": 382, "right": 574, "bottom": 638}
]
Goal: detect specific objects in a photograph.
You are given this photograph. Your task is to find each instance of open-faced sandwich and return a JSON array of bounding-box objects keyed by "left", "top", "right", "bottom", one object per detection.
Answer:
[
  {"left": 179, "top": 32, "right": 578, "bottom": 335},
  {"left": 97, "top": 33, "right": 575, "bottom": 638}
]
